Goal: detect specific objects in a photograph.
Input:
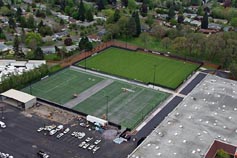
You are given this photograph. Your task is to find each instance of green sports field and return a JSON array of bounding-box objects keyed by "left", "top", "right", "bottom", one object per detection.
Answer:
[
  {"left": 22, "top": 68, "right": 103, "bottom": 104},
  {"left": 21, "top": 68, "right": 169, "bottom": 129},
  {"left": 73, "top": 81, "right": 169, "bottom": 129},
  {"left": 77, "top": 47, "right": 200, "bottom": 89}
]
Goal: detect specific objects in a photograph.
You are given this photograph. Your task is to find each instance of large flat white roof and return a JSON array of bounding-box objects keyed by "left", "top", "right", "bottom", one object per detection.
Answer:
[
  {"left": 1, "top": 89, "right": 36, "bottom": 103},
  {"left": 130, "top": 75, "right": 237, "bottom": 158}
]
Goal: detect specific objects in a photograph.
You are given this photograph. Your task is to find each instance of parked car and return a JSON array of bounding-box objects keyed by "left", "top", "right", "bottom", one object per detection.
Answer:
[
  {"left": 37, "top": 150, "right": 49, "bottom": 158},
  {"left": 56, "top": 125, "right": 63, "bottom": 131},
  {"left": 56, "top": 133, "right": 64, "bottom": 138},
  {"left": 85, "top": 137, "right": 93, "bottom": 142},
  {"left": 94, "top": 139, "right": 101, "bottom": 145},
  {"left": 88, "top": 144, "right": 95, "bottom": 150},
  {"left": 79, "top": 141, "right": 86, "bottom": 148},
  {"left": 93, "top": 146, "right": 100, "bottom": 153},
  {"left": 83, "top": 143, "right": 90, "bottom": 149},
  {"left": 63, "top": 128, "right": 70, "bottom": 134},
  {"left": 49, "top": 130, "right": 57, "bottom": 136},
  {"left": 37, "top": 127, "right": 44, "bottom": 132},
  {"left": 0, "top": 121, "right": 6, "bottom": 128}
]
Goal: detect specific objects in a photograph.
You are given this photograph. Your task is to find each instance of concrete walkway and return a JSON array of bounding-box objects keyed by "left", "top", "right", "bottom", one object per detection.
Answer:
[{"left": 63, "top": 79, "right": 113, "bottom": 108}]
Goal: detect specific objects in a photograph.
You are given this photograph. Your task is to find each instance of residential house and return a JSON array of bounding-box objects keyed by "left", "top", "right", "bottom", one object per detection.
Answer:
[
  {"left": 41, "top": 46, "right": 56, "bottom": 54},
  {"left": 208, "top": 23, "right": 222, "bottom": 30},
  {"left": 0, "top": 43, "right": 12, "bottom": 53}
]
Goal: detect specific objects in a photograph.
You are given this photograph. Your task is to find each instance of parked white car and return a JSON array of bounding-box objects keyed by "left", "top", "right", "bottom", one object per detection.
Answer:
[
  {"left": 0, "top": 121, "right": 6, "bottom": 128},
  {"left": 49, "top": 129, "right": 57, "bottom": 136},
  {"left": 63, "top": 128, "right": 70, "bottom": 134}
]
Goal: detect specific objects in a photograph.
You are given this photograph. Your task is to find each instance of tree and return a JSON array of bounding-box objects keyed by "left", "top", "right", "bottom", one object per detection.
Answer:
[
  {"left": 13, "top": 35, "right": 20, "bottom": 56},
  {"left": 27, "top": 15, "right": 35, "bottom": 29},
  {"left": 78, "top": 0, "right": 85, "bottom": 21},
  {"left": 234, "top": 0, "right": 237, "bottom": 8},
  {"left": 140, "top": 3, "right": 148, "bottom": 17},
  {"left": 113, "top": 9, "right": 120, "bottom": 22},
  {"left": 127, "top": 17, "right": 136, "bottom": 37},
  {"left": 216, "top": 149, "right": 231, "bottom": 158},
  {"left": 128, "top": 0, "right": 137, "bottom": 10},
  {"left": 224, "top": 0, "right": 231, "bottom": 7},
  {"left": 79, "top": 36, "right": 92, "bottom": 51},
  {"left": 121, "top": 0, "right": 128, "bottom": 7},
  {"left": 64, "top": 37, "right": 73, "bottom": 46},
  {"left": 97, "top": 0, "right": 105, "bottom": 10},
  {"left": 167, "top": 6, "right": 175, "bottom": 21},
  {"left": 177, "top": 14, "right": 184, "bottom": 23},
  {"left": 25, "top": 32, "right": 42, "bottom": 49},
  {"left": 8, "top": 17, "right": 16, "bottom": 29},
  {"left": 229, "top": 61, "right": 237, "bottom": 78},
  {"left": 133, "top": 11, "right": 141, "bottom": 37},
  {"left": 191, "top": 0, "right": 201, "bottom": 6},
  {"left": 0, "top": 0, "right": 3, "bottom": 7},
  {"left": 231, "top": 17, "right": 237, "bottom": 27},
  {"left": 0, "top": 27, "right": 5, "bottom": 39},
  {"left": 34, "top": 47, "right": 44, "bottom": 59},
  {"left": 201, "top": 11, "right": 208, "bottom": 29},
  {"left": 86, "top": 9, "right": 94, "bottom": 22}
]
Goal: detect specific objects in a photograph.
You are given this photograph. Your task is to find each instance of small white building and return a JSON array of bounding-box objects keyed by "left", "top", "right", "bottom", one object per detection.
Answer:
[{"left": 1, "top": 89, "right": 37, "bottom": 110}]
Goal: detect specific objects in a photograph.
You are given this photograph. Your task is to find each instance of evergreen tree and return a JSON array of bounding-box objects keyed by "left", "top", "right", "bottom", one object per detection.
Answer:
[
  {"left": 133, "top": 12, "right": 141, "bottom": 37},
  {"left": 0, "top": 0, "right": 4, "bottom": 7},
  {"left": 8, "top": 17, "right": 16, "bottom": 29},
  {"left": 34, "top": 47, "right": 44, "bottom": 60},
  {"left": 27, "top": 15, "right": 35, "bottom": 29},
  {"left": 234, "top": 0, "right": 237, "bottom": 7},
  {"left": 177, "top": 14, "right": 184, "bottom": 23},
  {"left": 0, "top": 27, "right": 5, "bottom": 39},
  {"left": 127, "top": 17, "right": 136, "bottom": 37},
  {"left": 121, "top": 0, "right": 128, "bottom": 7},
  {"left": 167, "top": 6, "right": 175, "bottom": 21},
  {"left": 97, "top": 0, "right": 105, "bottom": 10},
  {"left": 86, "top": 9, "right": 94, "bottom": 22},
  {"left": 113, "top": 9, "right": 120, "bottom": 22},
  {"left": 201, "top": 11, "right": 208, "bottom": 29},
  {"left": 140, "top": 3, "right": 148, "bottom": 17},
  {"left": 78, "top": 0, "right": 85, "bottom": 21},
  {"left": 13, "top": 35, "right": 20, "bottom": 57}
]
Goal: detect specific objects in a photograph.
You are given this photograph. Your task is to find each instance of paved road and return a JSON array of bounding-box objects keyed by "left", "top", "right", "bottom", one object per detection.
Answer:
[
  {"left": 179, "top": 73, "right": 207, "bottom": 95},
  {"left": 63, "top": 79, "right": 113, "bottom": 108}
]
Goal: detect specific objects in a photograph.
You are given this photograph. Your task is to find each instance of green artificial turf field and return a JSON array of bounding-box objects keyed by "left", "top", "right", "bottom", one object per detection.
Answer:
[
  {"left": 22, "top": 68, "right": 103, "bottom": 104},
  {"left": 73, "top": 81, "right": 169, "bottom": 129},
  {"left": 77, "top": 47, "right": 200, "bottom": 89}
]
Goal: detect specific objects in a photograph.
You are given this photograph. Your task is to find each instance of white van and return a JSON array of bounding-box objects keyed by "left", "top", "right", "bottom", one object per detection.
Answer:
[{"left": 0, "top": 121, "right": 6, "bottom": 128}]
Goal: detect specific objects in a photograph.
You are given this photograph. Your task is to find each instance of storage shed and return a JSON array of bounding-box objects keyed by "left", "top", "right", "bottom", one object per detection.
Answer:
[{"left": 1, "top": 89, "right": 36, "bottom": 109}]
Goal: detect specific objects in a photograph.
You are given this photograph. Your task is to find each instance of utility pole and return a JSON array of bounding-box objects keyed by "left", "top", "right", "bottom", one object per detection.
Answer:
[
  {"left": 153, "top": 65, "right": 157, "bottom": 88},
  {"left": 106, "top": 96, "right": 109, "bottom": 121}
]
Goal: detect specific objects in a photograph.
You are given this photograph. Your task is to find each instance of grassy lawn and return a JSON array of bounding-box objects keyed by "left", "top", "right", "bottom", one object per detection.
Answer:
[
  {"left": 22, "top": 68, "right": 104, "bottom": 104},
  {"left": 77, "top": 47, "right": 200, "bottom": 89},
  {"left": 73, "top": 81, "right": 169, "bottom": 129}
]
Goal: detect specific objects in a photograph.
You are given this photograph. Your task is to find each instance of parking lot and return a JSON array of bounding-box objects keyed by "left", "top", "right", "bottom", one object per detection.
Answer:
[{"left": 0, "top": 104, "right": 135, "bottom": 158}]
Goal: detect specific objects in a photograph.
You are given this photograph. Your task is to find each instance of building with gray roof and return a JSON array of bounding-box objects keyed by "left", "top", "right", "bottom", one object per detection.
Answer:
[{"left": 129, "top": 74, "right": 237, "bottom": 158}]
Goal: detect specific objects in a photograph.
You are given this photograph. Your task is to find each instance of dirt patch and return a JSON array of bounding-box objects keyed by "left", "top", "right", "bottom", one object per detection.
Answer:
[{"left": 22, "top": 102, "right": 82, "bottom": 124}]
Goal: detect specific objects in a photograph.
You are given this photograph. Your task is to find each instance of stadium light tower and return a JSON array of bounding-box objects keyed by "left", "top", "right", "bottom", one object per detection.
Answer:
[
  {"left": 153, "top": 65, "right": 157, "bottom": 89},
  {"left": 106, "top": 96, "right": 109, "bottom": 121}
]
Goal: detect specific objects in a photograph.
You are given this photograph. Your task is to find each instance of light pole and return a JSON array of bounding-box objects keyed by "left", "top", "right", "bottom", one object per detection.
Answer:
[
  {"left": 153, "top": 65, "right": 157, "bottom": 88},
  {"left": 106, "top": 96, "right": 109, "bottom": 121},
  {"left": 84, "top": 50, "right": 87, "bottom": 71}
]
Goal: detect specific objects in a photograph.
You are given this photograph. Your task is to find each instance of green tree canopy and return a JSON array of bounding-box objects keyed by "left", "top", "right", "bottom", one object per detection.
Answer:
[{"left": 25, "top": 32, "right": 42, "bottom": 49}]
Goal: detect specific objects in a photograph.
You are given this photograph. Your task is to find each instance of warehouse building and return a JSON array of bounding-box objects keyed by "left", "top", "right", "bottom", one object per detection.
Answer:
[{"left": 1, "top": 89, "right": 36, "bottom": 110}]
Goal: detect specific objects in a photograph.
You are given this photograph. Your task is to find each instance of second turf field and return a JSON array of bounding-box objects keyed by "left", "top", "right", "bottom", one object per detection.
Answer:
[
  {"left": 21, "top": 67, "right": 169, "bottom": 129},
  {"left": 77, "top": 47, "right": 200, "bottom": 89},
  {"left": 73, "top": 81, "right": 168, "bottom": 129}
]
